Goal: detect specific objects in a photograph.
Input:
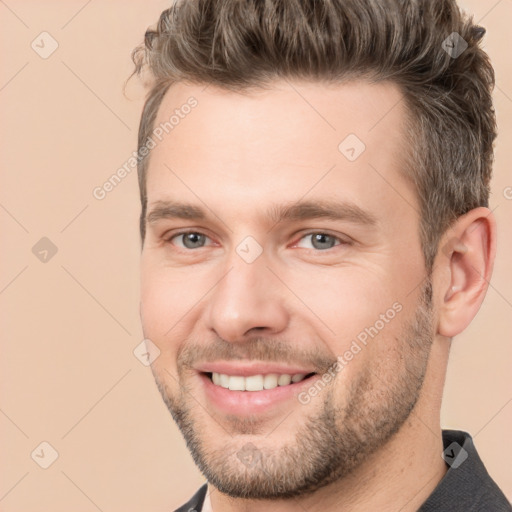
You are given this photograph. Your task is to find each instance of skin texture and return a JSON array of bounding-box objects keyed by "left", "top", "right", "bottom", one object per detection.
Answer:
[{"left": 139, "top": 80, "right": 496, "bottom": 511}]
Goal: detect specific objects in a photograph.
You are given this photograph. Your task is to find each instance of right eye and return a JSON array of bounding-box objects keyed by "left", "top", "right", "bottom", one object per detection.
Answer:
[{"left": 167, "top": 231, "right": 214, "bottom": 250}]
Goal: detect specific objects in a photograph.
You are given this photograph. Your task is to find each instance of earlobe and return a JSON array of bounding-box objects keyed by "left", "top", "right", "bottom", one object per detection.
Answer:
[{"left": 437, "top": 208, "right": 497, "bottom": 338}]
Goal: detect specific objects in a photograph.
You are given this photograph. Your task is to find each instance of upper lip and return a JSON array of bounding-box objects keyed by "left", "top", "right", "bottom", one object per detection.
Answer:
[{"left": 196, "top": 361, "right": 317, "bottom": 377}]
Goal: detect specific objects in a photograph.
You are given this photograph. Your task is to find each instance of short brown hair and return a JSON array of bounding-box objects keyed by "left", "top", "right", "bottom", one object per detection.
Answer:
[{"left": 131, "top": 0, "right": 496, "bottom": 271}]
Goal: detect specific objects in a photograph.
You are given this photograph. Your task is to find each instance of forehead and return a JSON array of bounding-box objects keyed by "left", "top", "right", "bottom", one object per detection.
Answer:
[{"left": 145, "top": 79, "right": 414, "bottom": 218}]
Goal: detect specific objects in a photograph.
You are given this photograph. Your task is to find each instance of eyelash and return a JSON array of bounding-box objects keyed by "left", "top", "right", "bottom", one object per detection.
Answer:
[{"left": 165, "top": 230, "right": 351, "bottom": 251}]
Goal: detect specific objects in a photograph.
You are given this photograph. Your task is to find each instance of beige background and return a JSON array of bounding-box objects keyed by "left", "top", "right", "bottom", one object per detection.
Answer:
[{"left": 0, "top": 1, "right": 511, "bottom": 510}]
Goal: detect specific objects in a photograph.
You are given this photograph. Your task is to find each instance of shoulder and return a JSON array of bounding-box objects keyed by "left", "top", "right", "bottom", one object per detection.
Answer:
[
  {"left": 419, "top": 430, "right": 511, "bottom": 511},
  {"left": 173, "top": 483, "right": 208, "bottom": 512}
]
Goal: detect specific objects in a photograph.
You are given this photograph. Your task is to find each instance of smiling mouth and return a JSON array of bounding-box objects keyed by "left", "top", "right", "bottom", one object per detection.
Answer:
[{"left": 204, "top": 372, "right": 317, "bottom": 392}]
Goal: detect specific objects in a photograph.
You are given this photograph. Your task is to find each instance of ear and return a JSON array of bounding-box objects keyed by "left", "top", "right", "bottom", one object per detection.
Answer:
[{"left": 436, "top": 207, "right": 497, "bottom": 338}]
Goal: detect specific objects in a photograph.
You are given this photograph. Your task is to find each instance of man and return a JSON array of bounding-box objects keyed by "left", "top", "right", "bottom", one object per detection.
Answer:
[{"left": 131, "top": 0, "right": 511, "bottom": 510}]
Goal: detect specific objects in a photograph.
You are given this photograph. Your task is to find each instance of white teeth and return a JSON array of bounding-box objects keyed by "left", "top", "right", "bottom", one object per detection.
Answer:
[
  {"left": 219, "top": 373, "right": 230, "bottom": 388},
  {"left": 278, "top": 374, "right": 291, "bottom": 386},
  {"left": 228, "top": 376, "right": 245, "bottom": 391},
  {"left": 263, "top": 373, "right": 279, "bottom": 390},
  {"left": 245, "top": 375, "right": 264, "bottom": 391},
  {"left": 210, "top": 372, "right": 310, "bottom": 391}
]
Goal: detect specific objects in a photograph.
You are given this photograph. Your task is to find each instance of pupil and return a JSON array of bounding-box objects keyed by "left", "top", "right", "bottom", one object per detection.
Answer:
[
  {"left": 313, "top": 234, "right": 334, "bottom": 250},
  {"left": 184, "top": 233, "right": 204, "bottom": 248}
]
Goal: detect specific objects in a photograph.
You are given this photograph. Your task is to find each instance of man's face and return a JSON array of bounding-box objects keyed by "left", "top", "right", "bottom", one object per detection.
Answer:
[{"left": 140, "top": 80, "right": 435, "bottom": 498}]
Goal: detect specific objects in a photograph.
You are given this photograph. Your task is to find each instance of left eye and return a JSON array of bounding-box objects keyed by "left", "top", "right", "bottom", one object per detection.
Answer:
[{"left": 296, "top": 233, "right": 343, "bottom": 250}]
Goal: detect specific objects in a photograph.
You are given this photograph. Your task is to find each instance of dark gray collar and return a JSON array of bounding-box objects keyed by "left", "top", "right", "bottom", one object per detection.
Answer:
[{"left": 418, "top": 429, "right": 511, "bottom": 511}]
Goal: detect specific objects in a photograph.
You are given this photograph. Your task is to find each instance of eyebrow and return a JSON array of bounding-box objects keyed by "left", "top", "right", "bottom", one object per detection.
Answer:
[
  {"left": 146, "top": 199, "right": 378, "bottom": 227},
  {"left": 147, "top": 201, "right": 206, "bottom": 224},
  {"left": 268, "top": 200, "right": 378, "bottom": 227}
]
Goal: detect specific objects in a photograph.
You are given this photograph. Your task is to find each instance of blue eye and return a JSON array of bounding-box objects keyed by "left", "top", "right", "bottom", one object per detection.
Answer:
[
  {"left": 297, "top": 233, "right": 342, "bottom": 250},
  {"left": 166, "top": 231, "right": 346, "bottom": 252},
  {"left": 171, "top": 232, "right": 211, "bottom": 249}
]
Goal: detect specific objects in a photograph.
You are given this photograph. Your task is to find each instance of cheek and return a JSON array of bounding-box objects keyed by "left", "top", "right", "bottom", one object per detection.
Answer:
[
  {"left": 140, "top": 275, "right": 171, "bottom": 337},
  {"left": 140, "top": 263, "right": 198, "bottom": 333},
  {"left": 140, "top": 263, "right": 214, "bottom": 373},
  {"left": 284, "top": 266, "right": 412, "bottom": 385},
  {"left": 140, "top": 269, "right": 183, "bottom": 367},
  {"left": 285, "top": 267, "right": 399, "bottom": 338}
]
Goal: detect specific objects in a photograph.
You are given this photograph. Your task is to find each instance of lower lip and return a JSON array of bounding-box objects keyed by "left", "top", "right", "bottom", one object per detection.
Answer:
[{"left": 199, "top": 373, "right": 319, "bottom": 415}]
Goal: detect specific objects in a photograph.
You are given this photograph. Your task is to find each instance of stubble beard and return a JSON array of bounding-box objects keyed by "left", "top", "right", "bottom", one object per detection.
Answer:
[{"left": 153, "top": 280, "right": 434, "bottom": 499}]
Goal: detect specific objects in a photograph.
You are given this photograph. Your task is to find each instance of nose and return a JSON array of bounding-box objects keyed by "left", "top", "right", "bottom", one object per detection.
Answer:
[{"left": 204, "top": 252, "right": 289, "bottom": 342}]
